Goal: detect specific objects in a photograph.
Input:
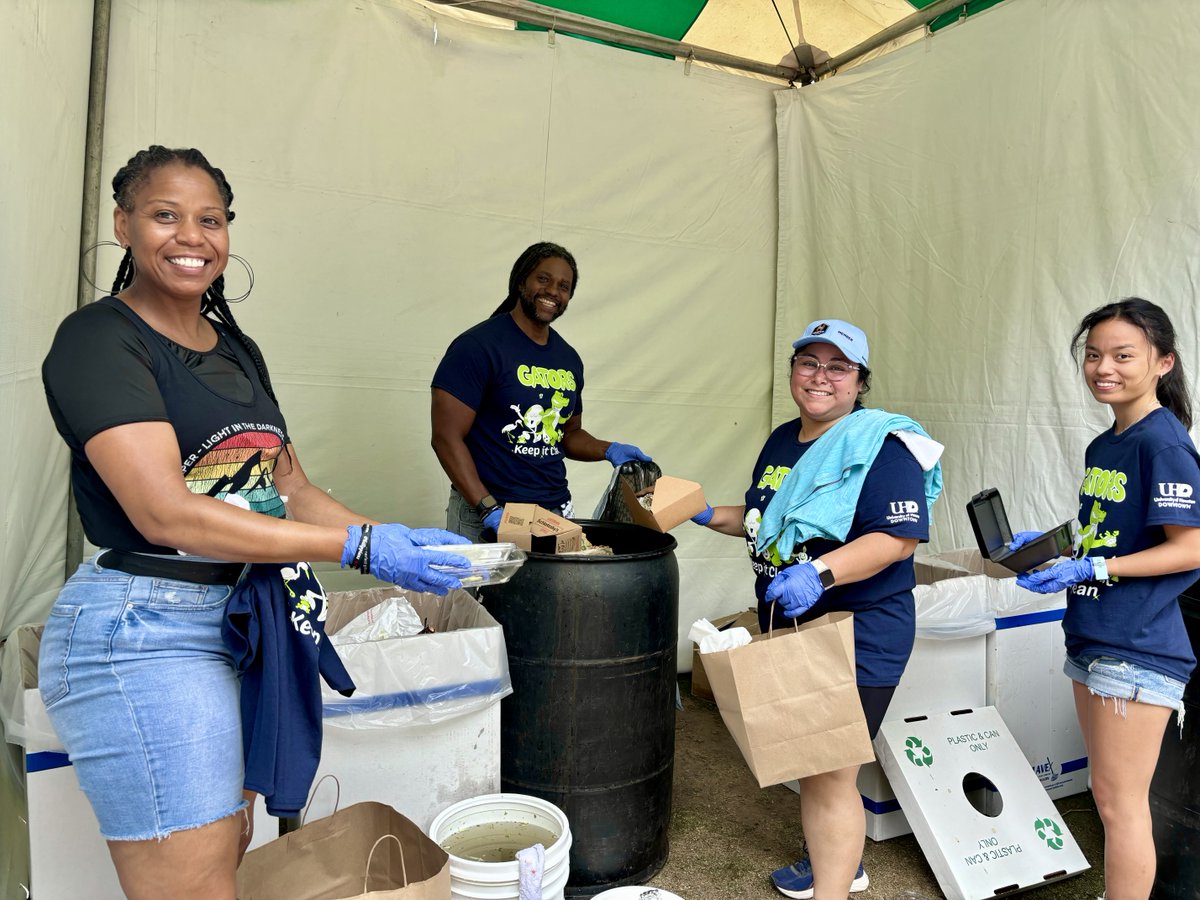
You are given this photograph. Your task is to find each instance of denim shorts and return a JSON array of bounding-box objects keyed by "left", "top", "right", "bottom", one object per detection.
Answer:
[
  {"left": 38, "top": 557, "right": 247, "bottom": 841},
  {"left": 1063, "top": 652, "right": 1187, "bottom": 714}
]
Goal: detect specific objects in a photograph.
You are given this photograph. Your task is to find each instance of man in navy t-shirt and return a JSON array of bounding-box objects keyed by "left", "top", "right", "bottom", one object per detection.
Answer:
[{"left": 431, "top": 242, "right": 651, "bottom": 540}]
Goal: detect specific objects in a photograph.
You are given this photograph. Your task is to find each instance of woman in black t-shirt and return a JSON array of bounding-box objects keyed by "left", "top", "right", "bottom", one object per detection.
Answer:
[{"left": 40, "top": 146, "right": 469, "bottom": 899}]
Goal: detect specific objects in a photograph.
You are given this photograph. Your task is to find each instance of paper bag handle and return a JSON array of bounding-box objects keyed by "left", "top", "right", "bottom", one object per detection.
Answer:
[
  {"left": 364, "top": 833, "right": 409, "bottom": 892},
  {"left": 765, "top": 601, "right": 801, "bottom": 637},
  {"left": 300, "top": 773, "right": 341, "bottom": 825}
]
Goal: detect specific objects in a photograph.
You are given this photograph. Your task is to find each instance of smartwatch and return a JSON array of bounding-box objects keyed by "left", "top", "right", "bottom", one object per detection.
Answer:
[
  {"left": 810, "top": 559, "right": 837, "bottom": 590},
  {"left": 474, "top": 493, "right": 500, "bottom": 518}
]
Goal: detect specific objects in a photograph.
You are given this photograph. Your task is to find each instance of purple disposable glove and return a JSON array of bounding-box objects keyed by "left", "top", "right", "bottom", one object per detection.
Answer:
[
  {"left": 691, "top": 504, "right": 714, "bottom": 526},
  {"left": 604, "top": 442, "right": 652, "bottom": 467},
  {"left": 1015, "top": 558, "right": 1095, "bottom": 594},
  {"left": 764, "top": 562, "right": 826, "bottom": 618},
  {"left": 1008, "top": 530, "right": 1043, "bottom": 551},
  {"left": 341, "top": 524, "right": 471, "bottom": 595}
]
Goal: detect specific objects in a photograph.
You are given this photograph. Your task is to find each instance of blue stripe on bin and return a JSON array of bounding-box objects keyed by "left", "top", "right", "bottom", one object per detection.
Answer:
[
  {"left": 995, "top": 608, "right": 1065, "bottom": 630},
  {"left": 322, "top": 678, "right": 505, "bottom": 717},
  {"left": 1061, "top": 756, "right": 1088, "bottom": 773},
  {"left": 27, "top": 751, "right": 71, "bottom": 772},
  {"left": 861, "top": 794, "right": 902, "bottom": 815}
]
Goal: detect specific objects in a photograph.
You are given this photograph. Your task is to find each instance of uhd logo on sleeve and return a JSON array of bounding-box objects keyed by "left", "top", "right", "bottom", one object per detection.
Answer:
[
  {"left": 887, "top": 499, "right": 921, "bottom": 524},
  {"left": 1155, "top": 482, "right": 1195, "bottom": 510}
]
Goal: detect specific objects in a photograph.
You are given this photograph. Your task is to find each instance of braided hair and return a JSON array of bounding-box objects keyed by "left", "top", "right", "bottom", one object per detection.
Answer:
[
  {"left": 110, "top": 145, "right": 278, "bottom": 405},
  {"left": 490, "top": 242, "right": 579, "bottom": 317}
]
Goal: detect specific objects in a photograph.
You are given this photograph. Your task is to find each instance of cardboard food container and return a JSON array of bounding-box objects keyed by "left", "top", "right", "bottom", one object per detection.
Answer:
[
  {"left": 497, "top": 503, "right": 583, "bottom": 553},
  {"left": 617, "top": 474, "right": 707, "bottom": 533},
  {"left": 690, "top": 609, "right": 759, "bottom": 702}
]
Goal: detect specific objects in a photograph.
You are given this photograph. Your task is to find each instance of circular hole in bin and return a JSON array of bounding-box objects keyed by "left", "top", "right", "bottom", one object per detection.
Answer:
[{"left": 963, "top": 771, "right": 1001, "bottom": 817}]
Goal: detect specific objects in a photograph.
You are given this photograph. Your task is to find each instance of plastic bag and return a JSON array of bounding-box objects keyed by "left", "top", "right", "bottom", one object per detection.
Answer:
[
  {"left": 322, "top": 588, "right": 512, "bottom": 729},
  {"left": 0, "top": 624, "right": 65, "bottom": 752},
  {"left": 911, "top": 548, "right": 1067, "bottom": 640},
  {"left": 335, "top": 596, "right": 426, "bottom": 643},
  {"left": 592, "top": 460, "right": 662, "bottom": 523}
]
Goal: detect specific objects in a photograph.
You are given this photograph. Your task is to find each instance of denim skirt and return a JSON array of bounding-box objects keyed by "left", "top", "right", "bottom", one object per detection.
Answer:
[{"left": 38, "top": 558, "right": 247, "bottom": 840}]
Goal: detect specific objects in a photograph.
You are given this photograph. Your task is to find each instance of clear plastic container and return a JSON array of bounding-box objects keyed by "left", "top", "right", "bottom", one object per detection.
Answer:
[{"left": 426, "top": 542, "right": 527, "bottom": 587}]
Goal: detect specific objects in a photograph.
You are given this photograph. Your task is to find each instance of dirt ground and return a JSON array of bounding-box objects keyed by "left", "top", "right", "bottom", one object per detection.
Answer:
[{"left": 638, "top": 677, "right": 1107, "bottom": 900}]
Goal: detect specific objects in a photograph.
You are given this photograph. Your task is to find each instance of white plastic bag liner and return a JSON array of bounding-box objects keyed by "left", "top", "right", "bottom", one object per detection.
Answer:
[
  {"left": 0, "top": 625, "right": 64, "bottom": 753},
  {"left": 321, "top": 587, "right": 511, "bottom": 729},
  {"left": 335, "top": 596, "right": 426, "bottom": 643},
  {"left": 913, "top": 549, "right": 1066, "bottom": 640}
]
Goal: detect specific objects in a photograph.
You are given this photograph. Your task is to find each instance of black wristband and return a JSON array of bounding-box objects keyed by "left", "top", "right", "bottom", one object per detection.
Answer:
[
  {"left": 350, "top": 523, "right": 372, "bottom": 574},
  {"left": 474, "top": 493, "right": 499, "bottom": 517}
]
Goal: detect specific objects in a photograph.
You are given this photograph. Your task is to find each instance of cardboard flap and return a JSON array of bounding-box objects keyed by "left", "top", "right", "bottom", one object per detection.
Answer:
[
  {"left": 616, "top": 474, "right": 706, "bottom": 533},
  {"left": 497, "top": 503, "right": 582, "bottom": 553}
]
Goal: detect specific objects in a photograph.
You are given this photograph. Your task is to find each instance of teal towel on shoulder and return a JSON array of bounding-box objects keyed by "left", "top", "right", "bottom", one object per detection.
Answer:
[{"left": 755, "top": 408, "right": 943, "bottom": 561}]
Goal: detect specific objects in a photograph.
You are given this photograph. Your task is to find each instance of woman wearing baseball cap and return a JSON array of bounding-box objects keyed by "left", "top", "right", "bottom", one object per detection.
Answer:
[{"left": 692, "top": 318, "right": 943, "bottom": 899}]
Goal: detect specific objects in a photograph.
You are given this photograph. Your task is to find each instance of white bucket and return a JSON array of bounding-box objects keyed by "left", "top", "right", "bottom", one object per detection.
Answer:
[{"left": 428, "top": 792, "right": 573, "bottom": 900}]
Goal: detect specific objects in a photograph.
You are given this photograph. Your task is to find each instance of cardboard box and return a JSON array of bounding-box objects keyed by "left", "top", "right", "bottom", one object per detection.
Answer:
[
  {"left": 922, "top": 550, "right": 1089, "bottom": 807},
  {"left": 311, "top": 587, "right": 506, "bottom": 830},
  {"left": 690, "top": 609, "right": 759, "bottom": 702},
  {"left": 987, "top": 598, "right": 1088, "bottom": 808},
  {"left": 876, "top": 707, "right": 1089, "bottom": 899},
  {"left": 618, "top": 475, "right": 707, "bottom": 533},
  {"left": 497, "top": 503, "right": 582, "bottom": 553}
]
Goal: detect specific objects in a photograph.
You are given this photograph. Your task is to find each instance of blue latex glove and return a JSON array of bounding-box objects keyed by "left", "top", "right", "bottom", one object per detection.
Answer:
[
  {"left": 764, "top": 562, "right": 826, "bottom": 618},
  {"left": 1016, "top": 558, "right": 1095, "bottom": 594},
  {"left": 1008, "top": 530, "right": 1043, "bottom": 551},
  {"left": 691, "top": 504, "right": 714, "bottom": 526},
  {"left": 342, "top": 524, "right": 471, "bottom": 595},
  {"left": 352, "top": 523, "right": 469, "bottom": 549},
  {"left": 605, "top": 442, "right": 652, "bottom": 467},
  {"left": 482, "top": 506, "right": 504, "bottom": 533},
  {"left": 406, "top": 527, "right": 471, "bottom": 547}
]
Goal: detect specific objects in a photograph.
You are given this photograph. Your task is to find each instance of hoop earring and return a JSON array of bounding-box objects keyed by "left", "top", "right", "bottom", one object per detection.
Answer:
[
  {"left": 79, "top": 241, "right": 130, "bottom": 295},
  {"left": 224, "top": 253, "right": 255, "bottom": 303}
]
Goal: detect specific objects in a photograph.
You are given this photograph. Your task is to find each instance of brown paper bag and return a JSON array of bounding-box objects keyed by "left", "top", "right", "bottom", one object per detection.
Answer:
[
  {"left": 702, "top": 611, "right": 874, "bottom": 787},
  {"left": 237, "top": 801, "right": 450, "bottom": 900}
]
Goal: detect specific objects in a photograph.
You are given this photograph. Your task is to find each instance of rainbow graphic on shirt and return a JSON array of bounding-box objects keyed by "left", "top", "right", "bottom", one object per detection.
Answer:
[{"left": 182, "top": 426, "right": 287, "bottom": 519}]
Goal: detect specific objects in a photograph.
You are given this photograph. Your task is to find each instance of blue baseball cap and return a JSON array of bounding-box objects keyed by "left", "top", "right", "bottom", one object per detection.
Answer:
[{"left": 792, "top": 319, "right": 869, "bottom": 367}]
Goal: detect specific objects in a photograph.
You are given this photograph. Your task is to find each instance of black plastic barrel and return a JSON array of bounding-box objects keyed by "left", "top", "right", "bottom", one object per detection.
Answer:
[
  {"left": 479, "top": 520, "right": 678, "bottom": 897},
  {"left": 1150, "top": 579, "right": 1200, "bottom": 899}
]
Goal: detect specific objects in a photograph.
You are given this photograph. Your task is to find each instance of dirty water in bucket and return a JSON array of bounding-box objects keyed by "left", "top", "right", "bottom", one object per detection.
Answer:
[{"left": 440, "top": 821, "right": 560, "bottom": 863}]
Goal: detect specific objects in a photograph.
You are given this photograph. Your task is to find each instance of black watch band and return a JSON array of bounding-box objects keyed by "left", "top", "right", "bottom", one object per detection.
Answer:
[{"left": 474, "top": 493, "right": 499, "bottom": 517}]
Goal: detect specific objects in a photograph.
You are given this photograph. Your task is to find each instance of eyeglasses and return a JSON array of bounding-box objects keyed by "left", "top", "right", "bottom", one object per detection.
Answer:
[{"left": 791, "top": 357, "right": 860, "bottom": 382}]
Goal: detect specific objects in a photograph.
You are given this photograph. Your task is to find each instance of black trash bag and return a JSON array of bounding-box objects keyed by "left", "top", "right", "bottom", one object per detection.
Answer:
[{"left": 592, "top": 460, "right": 663, "bottom": 524}]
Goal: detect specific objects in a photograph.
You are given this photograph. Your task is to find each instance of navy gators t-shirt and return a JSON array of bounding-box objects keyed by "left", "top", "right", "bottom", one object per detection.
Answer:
[
  {"left": 1064, "top": 408, "right": 1200, "bottom": 683},
  {"left": 743, "top": 421, "right": 929, "bottom": 687},
  {"left": 432, "top": 314, "right": 584, "bottom": 508}
]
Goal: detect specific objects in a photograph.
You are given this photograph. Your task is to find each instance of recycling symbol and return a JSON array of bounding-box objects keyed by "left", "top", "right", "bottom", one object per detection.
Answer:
[
  {"left": 1034, "top": 817, "right": 1064, "bottom": 850},
  {"left": 904, "top": 736, "right": 933, "bottom": 767}
]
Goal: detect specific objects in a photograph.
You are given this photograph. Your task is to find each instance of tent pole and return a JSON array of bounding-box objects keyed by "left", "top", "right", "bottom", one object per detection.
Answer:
[
  {"left": 812, "top": 0, "right": 967, "bottom": 78},
  {"left": 426, "top": 0, "right": 800, "bottom": 82},
  {"left": 66, "top": 0, "right": 113, "bottom": 575}
]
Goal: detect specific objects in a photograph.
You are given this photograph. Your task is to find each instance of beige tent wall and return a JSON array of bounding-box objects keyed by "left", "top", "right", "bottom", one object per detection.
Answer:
[
  {"left": 0, "top": 3, "right": 94, "bottom": 638},
  {"left": 776, "top": 0, "right": 1200, "bottom": 552},
  {"left": 85, "top": 0, "right": 781, "bottom": 663}
]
